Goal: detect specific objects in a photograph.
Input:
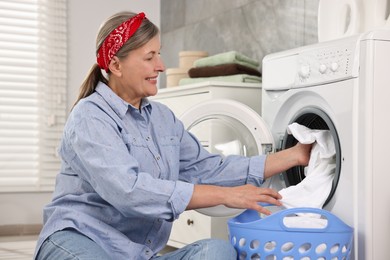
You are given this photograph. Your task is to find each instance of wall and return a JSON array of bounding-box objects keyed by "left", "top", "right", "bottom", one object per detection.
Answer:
[
  {"left": 0, "top": 0, "right": 160, "bottom": 232},
  {"left": 159, "top": 0, "right": 319, "bottom": 88}
]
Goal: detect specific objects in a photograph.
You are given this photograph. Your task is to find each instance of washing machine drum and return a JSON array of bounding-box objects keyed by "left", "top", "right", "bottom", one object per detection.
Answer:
[
  {"left": 180, "top": 99, "right": 274, "bottom": 217},
  {"left": 282, "top": 107, "right": 342, "bottom": 206}
]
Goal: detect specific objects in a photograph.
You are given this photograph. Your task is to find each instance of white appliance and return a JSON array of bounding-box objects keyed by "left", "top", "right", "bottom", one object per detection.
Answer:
[
  {"left": 361, "top": 0, "right": 390, "bottom": 31},
  {"left": 318, "top": 0, "right": 390, "bottom": 42},
  {"left": 262, "top": 29, "right": 390, "bottom": 260},
  {"left": 150, "top": 82, "right": 271, "bottom": 248},
  {"left": 152, "top": 30, "right": 390, "bottom": 258},
  {"left": 318, "top": 0, "right": 360, "bottom": 42}
]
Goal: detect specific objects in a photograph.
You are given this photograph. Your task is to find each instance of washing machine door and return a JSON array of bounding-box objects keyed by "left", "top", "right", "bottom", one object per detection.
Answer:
[{"left": 180, "top": 99, "right": 274, "bottom": 217}]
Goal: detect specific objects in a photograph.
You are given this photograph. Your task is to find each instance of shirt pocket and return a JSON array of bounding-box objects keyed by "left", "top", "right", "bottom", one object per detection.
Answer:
[
  {"left": 160, "top": 135, "right": 180, "bottom": 147},
  {"left": 160, "top": 135, "right": 180, "bottom": 149},
  {"left": 121, "top": 134, "right": 148, "bottom": 155}
]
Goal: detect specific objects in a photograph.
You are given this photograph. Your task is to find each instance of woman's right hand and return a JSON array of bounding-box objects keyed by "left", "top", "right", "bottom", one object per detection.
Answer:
[
  {"left": 293, "top": 142, "right": 312, "bottom": 166},
  {"left": 264, "top": 142, "right": 312, "bottom": 179}
]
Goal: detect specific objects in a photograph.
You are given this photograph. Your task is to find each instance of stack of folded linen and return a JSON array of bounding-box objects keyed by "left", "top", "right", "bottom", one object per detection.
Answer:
[
  {"left": 166, "top": 51, "right": 208, "bottom": 87},
  {"left": 179, "top": 51, "right": 262, "bottom": 85}
]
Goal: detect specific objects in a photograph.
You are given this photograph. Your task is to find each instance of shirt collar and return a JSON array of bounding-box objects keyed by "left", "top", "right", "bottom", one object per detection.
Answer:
[{"left": 95, "top": 81, "right": 152, "bottom": 118}]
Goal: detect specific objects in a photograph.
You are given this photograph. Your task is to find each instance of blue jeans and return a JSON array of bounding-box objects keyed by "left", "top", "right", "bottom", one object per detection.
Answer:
[
  {"left": 154, "top": 239, "right": 237, "bottom": 260},
  {"left": 36, "top": 229, "right": 237, "bottom": 260},
  {"left": 36, "top": 229, "right": 111, "bottom": 260}
]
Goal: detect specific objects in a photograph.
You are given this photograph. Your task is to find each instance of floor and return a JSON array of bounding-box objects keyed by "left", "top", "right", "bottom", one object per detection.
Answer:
[{"left": 0, "top": 236, "right": 37, "bottom": 260}]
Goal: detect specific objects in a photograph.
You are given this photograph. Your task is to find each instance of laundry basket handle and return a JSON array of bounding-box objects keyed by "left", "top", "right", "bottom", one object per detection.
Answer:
[{"left": 275, "top": 207, "right": 351, "bottom": 233}]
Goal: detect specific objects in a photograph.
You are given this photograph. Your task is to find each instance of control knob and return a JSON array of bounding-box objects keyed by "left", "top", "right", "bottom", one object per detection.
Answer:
[
  {"left": 299, "top": 65, "right": 310, "bottom": 78},
  {"left": 330, "top": 62, "right": 339, "bottom": 72},
  {"left": 319, "top": 64, "right": 327, "bottom": 74}
]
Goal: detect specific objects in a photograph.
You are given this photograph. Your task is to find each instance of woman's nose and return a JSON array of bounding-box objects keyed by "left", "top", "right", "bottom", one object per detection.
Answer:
[{"left": 156, "top": 57, "right": 165, "bottom": 72}]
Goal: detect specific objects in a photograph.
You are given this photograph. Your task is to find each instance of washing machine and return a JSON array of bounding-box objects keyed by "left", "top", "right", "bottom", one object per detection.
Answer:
[
  {"left": 261, "top": 29, "right": 390, "bottom": 260},
  {"left": 153, "top": 29, "right": 390, "bottom": 258}
]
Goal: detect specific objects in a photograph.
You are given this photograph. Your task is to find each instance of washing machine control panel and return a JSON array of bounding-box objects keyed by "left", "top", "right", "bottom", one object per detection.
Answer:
[
  {"left": 262, "top": 36, "right": 360, "bottom": 90},
  {"left": 296, "top": 42, "right": 358, "bottom": 87}
]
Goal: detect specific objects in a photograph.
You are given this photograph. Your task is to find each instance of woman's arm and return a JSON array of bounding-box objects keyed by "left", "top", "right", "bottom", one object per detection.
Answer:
[
  {"left": 187, "top": 184, "right": 282, "bottom": 215},
  {"left": 186, "top": 142, "right": 312, "bottom": 215},
  {"left": 264, "top": 142, "right": 312, "bottom": 179}
]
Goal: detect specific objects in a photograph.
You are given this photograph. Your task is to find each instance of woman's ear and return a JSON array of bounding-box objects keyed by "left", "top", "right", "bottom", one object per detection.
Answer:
[{"left": 108, "top": 56, "right": 122, "bottom": 76}]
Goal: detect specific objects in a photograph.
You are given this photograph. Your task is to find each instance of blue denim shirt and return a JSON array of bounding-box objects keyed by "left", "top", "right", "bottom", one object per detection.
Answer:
[{"left": 35, "top": 82, "right": 266, "bottom": 259}]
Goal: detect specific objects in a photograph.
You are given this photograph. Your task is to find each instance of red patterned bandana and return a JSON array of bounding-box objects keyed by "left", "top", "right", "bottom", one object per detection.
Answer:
[{"left": 97, "top": 12, "right": 146, "bottom": 72}]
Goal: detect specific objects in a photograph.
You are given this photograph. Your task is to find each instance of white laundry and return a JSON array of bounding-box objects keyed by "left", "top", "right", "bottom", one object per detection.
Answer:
[
  {"left": 279, "top": 123, "right": 336, "bottom": 210},
  {"left": 283, "top": 215, "right": 328, "bottom": 229}
]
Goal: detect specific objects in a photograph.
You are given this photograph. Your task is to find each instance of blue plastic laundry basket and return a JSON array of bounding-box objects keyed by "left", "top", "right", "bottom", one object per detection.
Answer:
[{"left": 228, "top": 207, "right": 353, "bottom": 260}]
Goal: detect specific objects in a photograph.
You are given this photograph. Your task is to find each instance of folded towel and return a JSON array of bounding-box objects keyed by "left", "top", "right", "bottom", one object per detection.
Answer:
[
  {"left": 193, "top": 51, "right": 260, "bottom": 70},
  {"left": 279, "top": 123, "right": 336, "bottom": 211},
  {"left": 179, "top": 74, "right": 262, "bottom": 85},
  {"left": 188, "top": 63, "right": 262, "bottom": 78}
]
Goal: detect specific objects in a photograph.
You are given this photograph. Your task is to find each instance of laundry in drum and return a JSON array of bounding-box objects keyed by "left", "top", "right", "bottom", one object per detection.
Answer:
[{"left": 279, "top": 123, "right": 336, "bottom": 210}]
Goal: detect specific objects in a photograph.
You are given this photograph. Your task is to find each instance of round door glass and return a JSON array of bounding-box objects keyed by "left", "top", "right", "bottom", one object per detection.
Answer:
[
  {"left": 187, "top": 115, "right": 259, "bottom": 157},
  {"left": 180, "top": 98, "right": 274, "bottom": 217}
]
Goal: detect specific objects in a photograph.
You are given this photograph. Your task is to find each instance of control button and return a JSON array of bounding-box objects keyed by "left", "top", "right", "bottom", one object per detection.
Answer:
[
  {"left": 319, "top": 64, "right": 327, "bottom": 74},
  {"left": 330, "top": 62, "right": 339, "bottom": 72},
  {"left": 299, "top": 65, "right": 310, "bottom": 78}
]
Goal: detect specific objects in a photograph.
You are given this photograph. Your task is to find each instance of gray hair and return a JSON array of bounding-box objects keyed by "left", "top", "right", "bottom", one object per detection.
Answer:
[{"left": 72, "top": 11, "right": 159, "bottom": 109}]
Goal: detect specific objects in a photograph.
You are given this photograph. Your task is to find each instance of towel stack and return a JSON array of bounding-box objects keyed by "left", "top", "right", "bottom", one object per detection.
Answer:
[
  {"left": 179, "top": 51, "right": 262, "bottom": 85},
  {"left": 165, "top": 51, "right": 208, "bottom": 87}
]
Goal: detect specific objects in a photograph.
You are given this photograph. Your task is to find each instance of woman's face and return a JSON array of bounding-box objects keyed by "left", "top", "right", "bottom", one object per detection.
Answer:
[{"left": 109, "top": 34, "right": 165, "bottom": 107}]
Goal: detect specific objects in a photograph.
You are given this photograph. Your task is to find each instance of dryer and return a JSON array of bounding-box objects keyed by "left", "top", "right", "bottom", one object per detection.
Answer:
[
  {"left": 151, "top": 82, "right": 272, "bottom": 248},
  {"left": 262, "top": 29, "right": 390, "bottom": 260}
]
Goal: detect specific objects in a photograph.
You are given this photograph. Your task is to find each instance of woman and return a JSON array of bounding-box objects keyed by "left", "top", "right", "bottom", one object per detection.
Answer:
[{"left": 34, "top": 11, "right": 312, "bottom": 260}]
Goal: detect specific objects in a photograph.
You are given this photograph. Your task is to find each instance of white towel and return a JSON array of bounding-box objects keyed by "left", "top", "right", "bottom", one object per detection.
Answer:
[{"left": 279, "top": 123, "right": 336, "bottom": 209}]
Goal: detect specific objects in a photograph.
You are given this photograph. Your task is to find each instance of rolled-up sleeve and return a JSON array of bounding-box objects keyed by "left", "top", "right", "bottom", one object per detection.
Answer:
[
  {"left": 168, "top": 181, "right": 194, "bottom": 220},
  {"left": 246, "top": 155, "right": 266, "bottom": 186},
  {"left": 177, "top": 124, "right": 267, "bottom": 187}
]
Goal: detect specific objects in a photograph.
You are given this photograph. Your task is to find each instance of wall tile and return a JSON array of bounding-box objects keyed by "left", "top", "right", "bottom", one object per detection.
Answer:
[
  {"left": 304, "top": 0, "right": 320, "bottom": 44},
  {"left": 160, "top": 0, "right": 320, "bottom": 88},
  {"left": 160, "top": 28, "right": 186, "bottom": 88},
  {"left": 161, "top": 0, "right": 186, "bottom": 32},
  {"left": 183, "top": 8, "right": 261, "bottom": 57},
  {"left": 184, "top": 0, "right": 254, "bottom": 25}
]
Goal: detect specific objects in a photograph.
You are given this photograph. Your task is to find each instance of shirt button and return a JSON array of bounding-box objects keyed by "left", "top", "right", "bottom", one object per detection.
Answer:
[
  {"left": 156, "top": 155, "right": 161, "bottom": 160},
  {"left": 147, "top": 239, "right": 151, "bottom": 244},
  {"left": 146, "top": 136, "right": 150, "bottom": 141}
]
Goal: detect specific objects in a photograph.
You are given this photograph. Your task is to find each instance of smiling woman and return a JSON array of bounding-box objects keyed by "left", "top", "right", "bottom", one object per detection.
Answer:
[
  {"left": 0, "top": 0, "right": 67, "bottom": 192},
  {"left": 34, "top": 9, "right": 312, "bottom": 260}
]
